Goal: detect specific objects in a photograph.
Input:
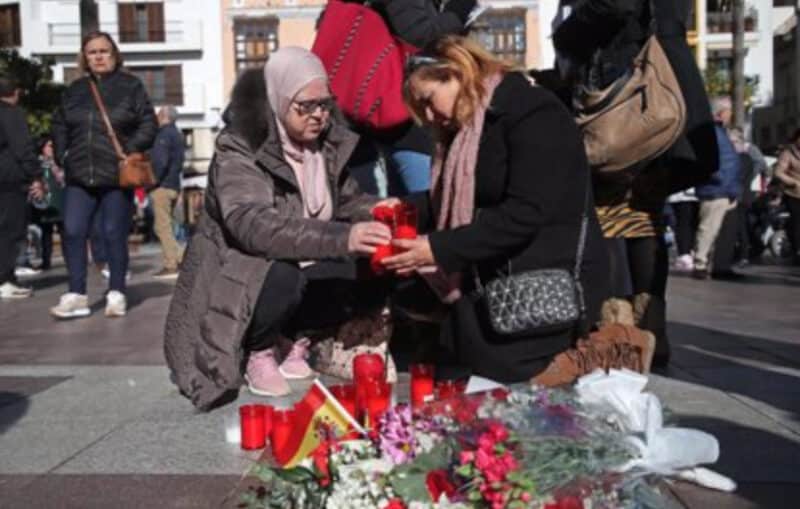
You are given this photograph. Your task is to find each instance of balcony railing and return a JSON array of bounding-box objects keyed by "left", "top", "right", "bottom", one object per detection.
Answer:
[
  {"left": 706, "top": 11, "right": 759, "bottom": 34},
  {"left": 47, "top": 20, "right": 202, "bottom": 49}
]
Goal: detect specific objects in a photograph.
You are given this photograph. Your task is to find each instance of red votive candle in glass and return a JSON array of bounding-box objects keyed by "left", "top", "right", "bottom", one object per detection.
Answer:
[
  {"left": 329, "top": 384, "right": 358, "bottom": 421},
  {"left": 394, "top": 202, "right": 418, "bottom": 240},
  {"left": 262, "top": 405, "right": 274, "bottom": 442},
  {"left": 270, "top": 409, "right": 294, "bottom": 457},
  {"left": 409, "top": 363, "right": 435, "bottom": 408},
  {"left": 436, "top": 380, "right": 459, "bottom": 400},
  {"left": 365, "top": 381, "right": 392, "bottom": 428},
  {"left": 239, "top": 404, "right": 266, "bottom": 450},
  {"left": 370, "top": 244, "right": 394, "bottom": 274},
  {"left": 353, "top": 353, "right": 385, "bottom": 385}
]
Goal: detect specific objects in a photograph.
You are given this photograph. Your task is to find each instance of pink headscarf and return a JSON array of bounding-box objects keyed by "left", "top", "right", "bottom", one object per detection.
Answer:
[{"left": 265, "top": 47, "right": 332, "bottom": 220}]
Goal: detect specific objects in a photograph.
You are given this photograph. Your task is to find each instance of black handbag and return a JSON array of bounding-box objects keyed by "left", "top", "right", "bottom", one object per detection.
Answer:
[{"left": 475, "top": 181, "right": 590, "bottom": 337}]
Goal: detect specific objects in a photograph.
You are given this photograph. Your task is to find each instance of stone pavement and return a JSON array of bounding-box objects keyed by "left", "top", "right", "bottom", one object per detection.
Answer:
[{"left": 0, "top": 248, "right": 798, "bottom": 508}]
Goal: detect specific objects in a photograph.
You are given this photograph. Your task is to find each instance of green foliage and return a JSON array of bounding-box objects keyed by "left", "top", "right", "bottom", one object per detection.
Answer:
[
  {"left": 703, "top": 61, "right": 759, "bottom": 107},
  {"left": 241, "top": 464, "right": 328, "bottom": 509},
  {"left": 0, "top": 50, "right": 66, "bottom": 137},
  {"left": 389, "top": 439, "right": 456, "bottom": 503}
]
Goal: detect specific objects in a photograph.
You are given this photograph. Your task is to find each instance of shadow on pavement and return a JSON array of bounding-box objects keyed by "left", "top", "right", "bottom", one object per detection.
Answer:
[
  {"left": 126, "top": 281, "right": 176, "bottom": 311},
  {"left": 669, "top": 416, "right": 800, "bottom": 509},
  {"left": 0, "top": 393, "right": 30, "bottom": 435}
]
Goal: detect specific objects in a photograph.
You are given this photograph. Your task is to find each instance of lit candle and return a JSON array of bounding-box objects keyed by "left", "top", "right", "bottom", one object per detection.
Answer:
[
  {"left": 239, "top": 404, "right": 266, "bottom": 450},
  {"left": 409, "top": 363, "right": 435, "bottom": 408},
  {"left": 365, "top": 381, "right": 392, "bottom": 428}
]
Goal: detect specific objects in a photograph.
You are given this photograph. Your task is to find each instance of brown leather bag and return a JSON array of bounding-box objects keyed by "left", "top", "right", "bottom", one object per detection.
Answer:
[
  {"left": 89, "top": 80, "right": 156, "bottom": 189},
  {"left": 575, "top": 34, "right": 686, "bottom": 174}
]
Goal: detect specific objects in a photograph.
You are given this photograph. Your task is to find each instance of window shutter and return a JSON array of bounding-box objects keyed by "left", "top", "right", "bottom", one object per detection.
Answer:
[
  {"left": 118, "top": 4, "right": 136, "bottom": 42},
  {"left": 164, "top": 65, "right": 183, "bottom": 106},
  {"left": 147, "top": 3, "right": 165, "bottom": 42}
]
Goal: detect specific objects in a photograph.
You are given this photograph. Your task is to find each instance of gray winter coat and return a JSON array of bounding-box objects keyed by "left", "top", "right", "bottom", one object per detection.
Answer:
[{"left": 164, "top": 69, "right": 376, "bottom": 410}]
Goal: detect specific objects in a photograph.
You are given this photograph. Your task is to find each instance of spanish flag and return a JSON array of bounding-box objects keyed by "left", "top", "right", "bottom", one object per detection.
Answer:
[{"left": 273, "top": 380, "right": 365, "bottom": 468}]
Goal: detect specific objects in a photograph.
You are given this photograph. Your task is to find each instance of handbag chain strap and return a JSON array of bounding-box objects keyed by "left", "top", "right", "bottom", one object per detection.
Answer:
[{"left": 88, "top": 79, "right": 127, "bottom": 161}]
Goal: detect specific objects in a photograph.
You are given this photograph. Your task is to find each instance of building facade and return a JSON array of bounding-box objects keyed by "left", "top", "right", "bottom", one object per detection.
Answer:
[
  {"left": 220, "top": 0, "right": 542, "bottom": 102},
  {"left": 0, "top": 0, "right": 225, "bottom": 175}
]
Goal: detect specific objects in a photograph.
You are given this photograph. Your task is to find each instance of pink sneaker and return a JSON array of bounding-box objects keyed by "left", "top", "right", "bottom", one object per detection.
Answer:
[
  {"left": 279, "top": 338, "right": 315, "bottom": 380},
  {"left": 245, "top": 349, "right": 290, "bottom": 397}
]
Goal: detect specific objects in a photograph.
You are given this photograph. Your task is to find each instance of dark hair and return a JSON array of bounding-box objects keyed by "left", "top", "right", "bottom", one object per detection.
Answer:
[
  {"left": 78, "top": 31, "right": 123, "bottom": 74},
  {"left": 0, "top": 75, "right": 18, "bottom": 97},
  {"left": 37, "top": 136, "right": 53, "bottom": 154}
]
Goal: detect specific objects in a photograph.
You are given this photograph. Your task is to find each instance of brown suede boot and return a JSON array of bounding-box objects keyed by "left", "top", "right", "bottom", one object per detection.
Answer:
[{"left": 532, "top": 323, "right": 656, "bottom": 387}]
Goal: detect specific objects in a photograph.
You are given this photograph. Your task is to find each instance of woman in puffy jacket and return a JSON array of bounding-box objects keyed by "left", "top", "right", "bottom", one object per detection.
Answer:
[{"left": 50, "top": 31, "right": 157, "bottom": 319}]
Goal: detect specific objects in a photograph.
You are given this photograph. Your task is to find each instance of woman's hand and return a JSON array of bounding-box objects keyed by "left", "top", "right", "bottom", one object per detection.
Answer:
[
  {"left": 28, "top": 180, "right": 46, "bottom": 201},
  {"left": 382, "top": 236, "right": 435, "bottom": 274},
  {"left": 348, "top": 221, "right": 392, "bottom": 255}
]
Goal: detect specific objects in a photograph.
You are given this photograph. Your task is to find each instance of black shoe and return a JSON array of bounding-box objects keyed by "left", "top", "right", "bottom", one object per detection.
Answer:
[
  {"left": 691, "top": 268, "right": 709, "bottom": 280},
  {"left": 711, "top": 270, "right": 745, "bottom": 281}
]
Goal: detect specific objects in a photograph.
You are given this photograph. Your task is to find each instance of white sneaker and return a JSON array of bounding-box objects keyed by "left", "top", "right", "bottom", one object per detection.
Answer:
[
  {"left": 50, "top": 293, "right": 90, "bottom": 318},
  {"left": 673, "top": 254, "right": 694, "bottom": 272},
  {"left": 0, "top": 282, "right": 33, "bottom": 299},
  {"left": 101, "top": 267, "right": 132, "bottom": 281},
  {"left": 105, "top": 290, "right": 127, "bottom": 317},
  {"left": 14, "top": 266, "right": 41, "bottom": 278}
]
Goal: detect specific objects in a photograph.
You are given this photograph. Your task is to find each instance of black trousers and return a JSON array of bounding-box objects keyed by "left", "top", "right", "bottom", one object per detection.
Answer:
[
  {"left": 786, "top": 195, "right": 800, "bottom": 257},
  {"left": 243, "top": 260, "right": 391, "bottom": 352},
  {"left": 671, "top": 201, "right": 699, "bottom": 257},
  {"left": 0, "top": 191, "right": 28, "bottom": 285}
]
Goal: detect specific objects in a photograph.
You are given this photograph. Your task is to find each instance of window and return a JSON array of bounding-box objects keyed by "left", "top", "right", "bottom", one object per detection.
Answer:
[
  {"left": 234, "top": 18, "right": 279, "bottom": 74},
  {"left": 118, "top": 2, "right": 165, "bottom": 43},
  {"left": 470, "top": 8, "right": 526, "bottom": 66},
  {"left": 0, "top": 3, "right": 21, "bottom": 48},
  {"left": 128, "top": 66, "right": 183, "bottom": 106}
]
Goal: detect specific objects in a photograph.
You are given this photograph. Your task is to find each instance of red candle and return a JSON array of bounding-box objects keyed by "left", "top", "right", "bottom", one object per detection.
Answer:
[
  {"left": 270, "top": 409, "right": 294, "bottom": 457},
  {"left": 410, "top": 363, "right": 435, "bottom": 408},
  {"left": 329, "top": 384, "right": 358, "bottom": 420},
  {"left": 365, "top": 381, "right": 392, "bottom": 428},
  {"left": 239, "top": 404, "right": 266, "bottom": 450},
  {"left": 436, "top": 380, "right": 458, "bottom": 400},
  {"left": 263, "top": 405, "right": 274, "bottom": 441},
  {"left": 372, "top": 205, "right": 395, "bottom": 225},
  {"left": 394, "top": 203, "right": 418, "bottom": 240},
  {"left": 353, "top": 353, "right": 385, "bottom": 385},
  {"left": 370, "top": 244, "right": 393, "bottom": 274},
  {"left": 395, "top": 224, "right": 417, "bottom": 240}
]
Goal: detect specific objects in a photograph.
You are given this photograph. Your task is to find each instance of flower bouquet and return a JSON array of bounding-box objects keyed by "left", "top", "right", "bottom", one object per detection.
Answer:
[{"left": 239, "top": 378, "right": 688, "bottom": 509}]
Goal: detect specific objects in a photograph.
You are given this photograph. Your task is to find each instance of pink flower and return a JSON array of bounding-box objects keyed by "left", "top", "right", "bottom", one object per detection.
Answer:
[
  {"left": 488, "top": 422, "right": 509, "bottom": 442},
  {"left": 521, "top": 492, "right": 532, "bottom": 502},
  {"left": 459, "top": 450, "right": 475, "bottom": 464},
  {"left": 478, "top": 434, "right": 496, "bottom": 452},
  {"left": 475, "top": 448, "right": 493, "bottom": 470}
]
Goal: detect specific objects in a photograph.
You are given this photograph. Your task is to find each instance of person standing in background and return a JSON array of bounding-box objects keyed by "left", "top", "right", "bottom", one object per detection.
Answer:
[
  {"left": 0, "top": 76, "right": 44, "bottom": 299},
  {"left": 33, "top": 137, "right": 65, "bottom": 271},
  {"left": 774, "top": 129, "right": 800, "bottom": 265},
  {"left": 692, "top": 98, "right": 742, "bottom": 279},
  {"left": 50, "top": 32, "right": 157, "bottom": 319},
  {"left": 149, "top": 105, "right": 185, "bottom": 279}
]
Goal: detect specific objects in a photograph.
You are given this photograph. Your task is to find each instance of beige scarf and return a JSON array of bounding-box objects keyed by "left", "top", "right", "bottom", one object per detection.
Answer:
[{"left": 422, "top": 73, "right": 504, "bottom": 302}]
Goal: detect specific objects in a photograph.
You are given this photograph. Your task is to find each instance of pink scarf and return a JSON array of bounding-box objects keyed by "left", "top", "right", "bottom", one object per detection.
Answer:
[
  {"left": 423, "top": 73, "right": 504, "bottom": 302},
  {"left": 265, "top": 48, "right": 332, "bottom": 220}
]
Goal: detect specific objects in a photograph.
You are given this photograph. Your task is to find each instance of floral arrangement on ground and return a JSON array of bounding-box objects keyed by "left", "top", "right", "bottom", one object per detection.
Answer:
[{"left": 239, "top": 383, "right": 682, "bottom": 509}]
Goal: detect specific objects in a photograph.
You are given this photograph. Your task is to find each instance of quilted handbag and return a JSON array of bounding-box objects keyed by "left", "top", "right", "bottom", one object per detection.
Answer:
[
  {"left": 476, "top": 182, "right": 590, "bottom": 337},
  {"left": 311, "top": 0, "right": 418, "bottom": 130}
]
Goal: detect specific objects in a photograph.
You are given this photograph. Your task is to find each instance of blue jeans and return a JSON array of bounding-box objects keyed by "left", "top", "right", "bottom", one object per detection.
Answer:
[{"left": 62, "top": 185, "right": 133, "bottom": 294}]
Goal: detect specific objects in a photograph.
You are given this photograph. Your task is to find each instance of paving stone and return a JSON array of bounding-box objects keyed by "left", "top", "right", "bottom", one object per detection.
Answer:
[
  {"left": 671, "top": 481, "right": 800, "bottom": 509},
  {"left": 0, "top": 474, "right": 241, "bottom": 509}
]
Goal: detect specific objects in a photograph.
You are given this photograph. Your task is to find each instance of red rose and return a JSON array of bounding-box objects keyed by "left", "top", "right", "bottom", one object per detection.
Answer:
[
  {"left": 384, "top": 498, "right": 407, "bottom": 509},
  {"left": 425, "top": 470, "right": 457, "bottom": 501},
  {"left": 557, "top": 496, "right": 584, "bottom": 509}
]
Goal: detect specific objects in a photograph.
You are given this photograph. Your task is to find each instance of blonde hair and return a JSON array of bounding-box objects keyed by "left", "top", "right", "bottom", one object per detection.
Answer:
[{"left": 403, "top": 35, "right": 515, "bottom": 131}]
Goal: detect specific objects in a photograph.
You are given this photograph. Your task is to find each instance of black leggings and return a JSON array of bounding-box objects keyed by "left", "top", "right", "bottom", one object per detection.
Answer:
[
  {"left": 606, "top": 236, "right": 669, "bottom": 343},
  {"left": 244, "top": 260, "right": 390, "bottom": 352},
  {"left": 671, "top": 201, "right": 698, "bottom": 256}
]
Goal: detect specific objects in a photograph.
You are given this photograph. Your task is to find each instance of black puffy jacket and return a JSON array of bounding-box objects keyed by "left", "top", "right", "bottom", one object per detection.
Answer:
[{"left": 52, "top": 70, "right": 157, "bottom": 188}]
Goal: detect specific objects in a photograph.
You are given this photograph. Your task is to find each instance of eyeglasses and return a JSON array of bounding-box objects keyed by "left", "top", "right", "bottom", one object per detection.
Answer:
[{"left": 292, "top": 96, "right": 337, "bottom": 116}]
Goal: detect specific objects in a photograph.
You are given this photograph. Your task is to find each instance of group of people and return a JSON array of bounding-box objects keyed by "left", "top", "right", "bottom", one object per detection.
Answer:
[
  {"left": 4, "top": 0, "right": 798, "bottom": 414},
  {"left": 163, "top": 0, "right": 720, "bottom": 410},
  {"left": 0, "top": 31, "right": 187, "bottom": 316}
]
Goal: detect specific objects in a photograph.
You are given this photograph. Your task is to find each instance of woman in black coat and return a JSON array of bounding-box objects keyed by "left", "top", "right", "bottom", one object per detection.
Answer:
[
  {"left": 50, "top": 31, "right": 157, "bottom": 319},
  {"left": 551, "top": 0, "right": 717, "bottom": 366},
  {"left": 382, "top": 36, "right": 623, "bottom": 384}
]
